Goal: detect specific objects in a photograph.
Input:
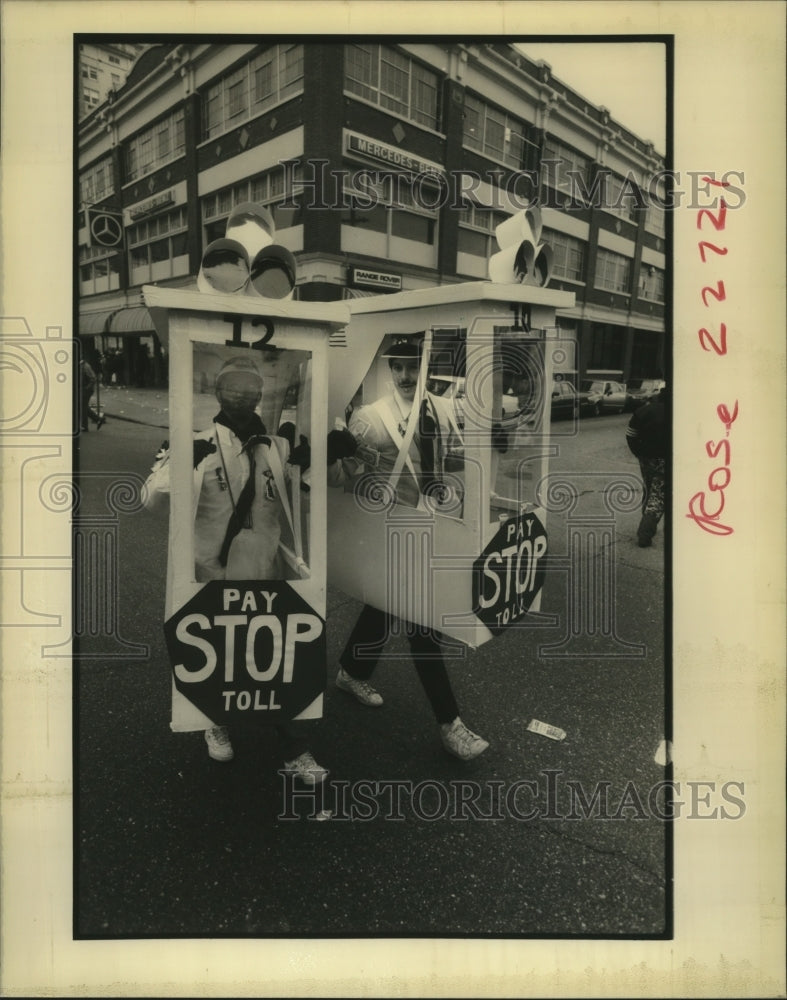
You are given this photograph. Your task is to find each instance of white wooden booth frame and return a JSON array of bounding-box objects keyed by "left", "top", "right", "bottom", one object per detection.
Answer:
[
  {"left": 327, "top": 281, "right": 576, "bottom": 650},
  {"left": 144, "top": 285, "right": 350, "bottom": 730}
]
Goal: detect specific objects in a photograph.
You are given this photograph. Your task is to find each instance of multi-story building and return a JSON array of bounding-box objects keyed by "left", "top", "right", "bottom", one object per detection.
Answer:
[
  {"left": 78, "top": 42, "right": 147, "bottom": 120},
  {"left": 77, "top": 41, "right": 667, "bottom": 388}
]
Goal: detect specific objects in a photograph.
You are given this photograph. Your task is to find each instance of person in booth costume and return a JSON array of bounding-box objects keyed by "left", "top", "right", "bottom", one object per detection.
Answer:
[
  {"left": 332, "top": 335, "right": 497, "bottom": 761},
  {"left": 143, "top": 355, "right": 352, "bottom": 784}
]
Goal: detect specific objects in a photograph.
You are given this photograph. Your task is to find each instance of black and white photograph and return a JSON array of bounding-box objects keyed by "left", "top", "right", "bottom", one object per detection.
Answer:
[
  {"left": 1, "top": 2, "right": 784, "bottom": 997},
  {"left": 73, "top": 33, "right": 672, "bottom": 939}
]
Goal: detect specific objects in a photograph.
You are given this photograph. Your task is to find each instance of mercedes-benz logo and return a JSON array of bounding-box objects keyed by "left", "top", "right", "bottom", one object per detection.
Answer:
[{"left": 91, "top": 212, "right": 123, "bottom": 248}]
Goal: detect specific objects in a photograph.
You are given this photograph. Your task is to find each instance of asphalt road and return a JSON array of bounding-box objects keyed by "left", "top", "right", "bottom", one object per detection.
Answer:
[{"left": 74, "top": 409, "right": 669, "bottom": 938}]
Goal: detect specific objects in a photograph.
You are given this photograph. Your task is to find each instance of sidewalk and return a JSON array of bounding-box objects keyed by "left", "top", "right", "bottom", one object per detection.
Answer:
[
  {"left": 95, "top": 385, "right": 170, "bottom": 428},
  {"left": 96, "top": 385, "right": 220, "bottom": 432}
]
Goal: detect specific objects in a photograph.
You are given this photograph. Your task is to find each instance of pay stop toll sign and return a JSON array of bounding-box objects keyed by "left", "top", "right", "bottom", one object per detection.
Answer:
[
  {"left": 164, "top": 580, "right": 326, "bottom": 724},
  {"left": 472, "top": 512, "right": 548, "bottom": 635}
]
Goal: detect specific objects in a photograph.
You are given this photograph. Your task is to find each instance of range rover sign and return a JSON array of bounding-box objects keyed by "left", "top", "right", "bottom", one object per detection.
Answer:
[{"left": 349, "top": 267, "right": 402, "bottom": 292}]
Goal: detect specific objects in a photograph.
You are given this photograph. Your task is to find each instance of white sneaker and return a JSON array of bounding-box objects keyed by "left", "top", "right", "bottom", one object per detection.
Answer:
[
  {"left": 205, "top": 726, "right": 234, "bottom": 762},
  {"left": 440, "top": 718, "right": 489, "bottom": 761},
  {"left": 335, "top": 667, "right": 383, "bottom": 707},
  {"left": 283, "top": 751, "right": 329, "bottom": 786}
]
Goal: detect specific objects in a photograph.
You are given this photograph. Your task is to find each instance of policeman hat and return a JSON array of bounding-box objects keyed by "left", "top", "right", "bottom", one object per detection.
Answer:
[
  {"left": 215, "top": 356, "right": 264, "bottom": 386},
  {"left": 381, "top": 334, "right": 425, "bottom": 359}
]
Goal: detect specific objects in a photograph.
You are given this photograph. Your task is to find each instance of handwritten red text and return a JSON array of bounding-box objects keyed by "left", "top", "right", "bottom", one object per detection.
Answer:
[
  {"left": 689, "top": 176, "right": 738, "bottom": 535},
  {"left": 687, "top": 402, "right": 739, "bottom": 536}
]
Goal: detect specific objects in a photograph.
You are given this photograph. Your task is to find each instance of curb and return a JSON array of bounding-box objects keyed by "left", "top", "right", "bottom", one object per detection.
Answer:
[{"left": 101, "top": 411, "right": 169, "bottom": 429}]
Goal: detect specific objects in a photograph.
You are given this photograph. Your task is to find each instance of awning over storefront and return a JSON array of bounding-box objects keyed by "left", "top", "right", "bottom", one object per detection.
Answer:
[
  {"left": 343, "top": 288, "right": 382, "bottom": 299},
  {"left": 109, "top": 307, "right": 155, "bottom": 334},
  {"left": 79, "top": 309, "right": 116, "bottom": 336}
]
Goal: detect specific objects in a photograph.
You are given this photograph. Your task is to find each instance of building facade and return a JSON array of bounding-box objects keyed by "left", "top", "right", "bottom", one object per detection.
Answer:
[
  {"left": 77, "top": 41, "right": 667, "bottom": 388},
  {"left": 79, "top": 42, "right": 147, "bottom": 120}
]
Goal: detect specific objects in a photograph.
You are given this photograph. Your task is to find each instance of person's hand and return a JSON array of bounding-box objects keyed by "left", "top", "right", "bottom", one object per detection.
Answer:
[
  {"left": 491, "top": 422, "right": 508, "bottom": 454},
  {"left": 327, "top": 428, "right": 358, "bottom": 464},
  {"left": 193, "top": 438, "right": 217, "bottom": 468},
  {"left": 288, "top": 434, "right": 311, "bottom": 471}
]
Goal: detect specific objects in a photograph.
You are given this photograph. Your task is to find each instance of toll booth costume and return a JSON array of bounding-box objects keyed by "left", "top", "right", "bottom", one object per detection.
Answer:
[
  {"left": 333, "top": 340, "right": 489, "bottom": 761},
  {"left": 143, "top": 359, "right": 325, "bottom": 778},
  {"left": 144, "top": 421, "right": 297, "bottom": 580},
  {"left": 625, "top": 386, "right": 668, "bottom": 547},
  {"left": 346, "top": 391, "right": 464, "bottom": 509}
]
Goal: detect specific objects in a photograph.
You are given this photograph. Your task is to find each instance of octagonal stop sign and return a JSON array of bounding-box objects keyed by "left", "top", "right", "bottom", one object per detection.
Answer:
[
  {"left": 472, "top": 512, "right": 548, "bottom": 636},
  {"left": 164, "top": 580, "right": 326, "bottom": 724}
]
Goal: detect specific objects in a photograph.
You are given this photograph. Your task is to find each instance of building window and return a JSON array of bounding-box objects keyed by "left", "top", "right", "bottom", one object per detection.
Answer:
[
  {"left": 645, "top": 203, "right": 666, "bottom": 238},
  {"left": 541, "top": 137, "right": 590, "bottom": 196},
  {"left": 80, "top": 157, "right": 114, "bottom": 205},
  {"left": 201, "top": 164, "right": 304, "bottom": 246},
  {"left": 202, "top": 45, "right": 304, "bottom": 141},
  {"left": 124, "top": 109, "right": 185, "bottom": 182},
  {"left": 589, "top": 324, "right": 626, "bottom": 370},
  {"left": 603, "top": 172, "right": 639, "bottom": 221},
  {"left": 156, "top": 119, "right": 171, "bottom": 158},
  {"left": 457, "top": 204, "right": 509, "bottom": 259},
  {"left": 226, "top": 67, "right": 248, "bottom": 120},
  {"left": 344, "top": 44, "right": 439, "bottom": 130},
  {"left": 463, "top": 94, "right": 535, "bottom": 169},
  {"left": 342, "top": 170, "right": 439, "bottom": 244},
  {"left": 108, "top": 54, "right": 121, "bottom": 65},
  {"left": 79, "top": 244, "right": 121, "bottom": 296},
  {"left": 594, "top": 248, "right": 632, "bottom": 294},
  {"left": 82, "top": 87, "right": 100, "bottom": 110},
  {"left": 542, "top": 228, "right": 586, "bottom": 282},
  {"left": 629, "top": 330, "right": 661, "bottom": 377},
  {"left": 127, "top": 206, "right": 189, "bottom": 284},
  {"left": 82, "top": 65, "right": 98, "bottom": 80},
  {"left": 639, "top": 264, "right": 665, "bottom": 303}
]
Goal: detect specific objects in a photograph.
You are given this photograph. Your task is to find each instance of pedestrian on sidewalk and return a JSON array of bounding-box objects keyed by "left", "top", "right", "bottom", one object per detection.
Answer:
[
  {"left": 142, "top": 355, "right": 328, "bottom": 785},
  {"left": 331, "top": 336, "right": 490, "bottom": 761},
  {"left": 625, "top": 384, "right": 669, "bottom": 547},
  {"left": 79, "top": 358, "right": 106, "bottom": 431}
]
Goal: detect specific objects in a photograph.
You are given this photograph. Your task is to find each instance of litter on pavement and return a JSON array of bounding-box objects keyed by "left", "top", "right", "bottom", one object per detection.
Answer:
[{"left": 527, "top": 719, "right": 567, "bottom": 741}]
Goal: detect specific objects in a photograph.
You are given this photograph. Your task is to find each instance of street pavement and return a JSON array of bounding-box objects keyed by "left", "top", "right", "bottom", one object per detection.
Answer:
[
  {"left": 90, "top": 383, "right": 171, "bottom": 429},
  {"left": 74, "top": 391, "right": 668, "bottom": 937}
]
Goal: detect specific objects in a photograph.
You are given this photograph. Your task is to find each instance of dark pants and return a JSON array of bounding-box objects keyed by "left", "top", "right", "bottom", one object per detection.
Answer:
[
  {"left": 81, "top": 390, "right": 101, "bottom": 430},
  {"left": 339, "top": 604, "right": 459, "bottom": 725},
  {"left": 275, "top": 724, "right": 308, "bottom": 762},
  {"left": 639, "top": 457, "right": 666, "bottom": 518},
  {"left": 637, "top": 457, "right": 666, "bottom": 544}
]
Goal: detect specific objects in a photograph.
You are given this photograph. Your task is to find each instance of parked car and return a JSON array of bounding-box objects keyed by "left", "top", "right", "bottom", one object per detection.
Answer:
[
  {"left": 427, "top": 375, "right": 468, "bottom": 429},
  {"left": 624, "top": 377, "right": 666, "bottom": 412},
  {"left": 549, "top": 379, "right": 579, "bottom": 421},
  {"left": 439, "top": 377, "right": 542, "bottom": 427},
  {"left": 578, "top": 378, "right": 627, "bottom": 415}
]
